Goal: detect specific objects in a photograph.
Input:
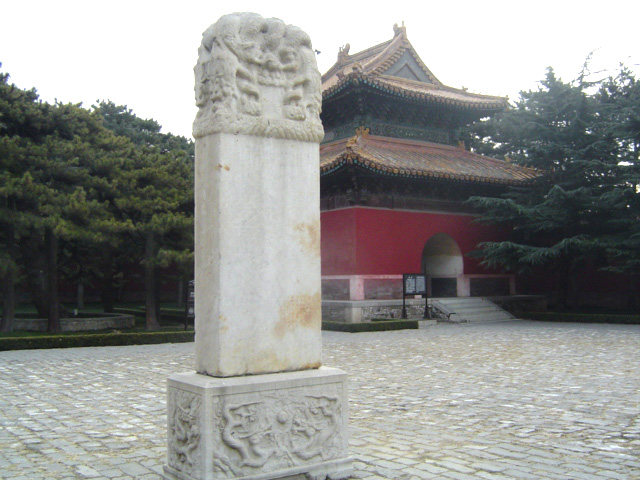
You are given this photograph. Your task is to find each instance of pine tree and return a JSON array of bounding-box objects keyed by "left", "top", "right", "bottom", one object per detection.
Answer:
[
  {"left": 595, "top": 68, "right": 640, "bottom": 306},
  {"left": 464, "top": 67, "right": 623, "bottom": 307},
  {"left": 1, "top": 70, "right": 194, "bottom": 332},
  {"left": 94, "top": 101, "right": 194, "bottom": 330}
]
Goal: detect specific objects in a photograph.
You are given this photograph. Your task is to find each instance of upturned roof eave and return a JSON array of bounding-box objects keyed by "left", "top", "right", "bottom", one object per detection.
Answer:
[
  {"left": 321, "top": 26, "right": 443, "bottom": 86},
  {"left": 321, "top": 38, "right": 395, "bottom": 83},
  {"left": 322, "top": 73, "right": 508, "bottom": 111},
  {"left": 320, "top": 151, "right": 542, "bottom": 186}
]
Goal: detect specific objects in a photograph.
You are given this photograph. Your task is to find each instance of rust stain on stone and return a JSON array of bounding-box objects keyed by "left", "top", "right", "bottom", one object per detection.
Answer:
[
  {"left": 216, "top": 163, "right": 231, "bottom": 171},
  {"left": 299, "top": 361, "right": 322, "bottom": 370},
  {"left": 219, "top": 315, "right": 229, "bottom": 333},
  {"left": 275, "top": 292, "right": 321, "bottom": 338},
  {"left": 250, "top": 351, "right": 288, "bottom": 374},
  {"left": 294, "top": 220, "right": 320, "bottom": 256}
]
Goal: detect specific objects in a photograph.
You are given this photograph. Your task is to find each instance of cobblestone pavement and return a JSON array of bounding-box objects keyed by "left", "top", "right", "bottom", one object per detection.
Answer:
[{"left": 1, "top": 321, "right": 639, "bottom": 479}]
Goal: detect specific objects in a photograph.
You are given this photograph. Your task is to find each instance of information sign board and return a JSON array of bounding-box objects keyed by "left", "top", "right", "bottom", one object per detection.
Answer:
[
  {"left": 403, "top": 274, "right": 427, "bottom": 295},
  {"left": 402, "top": 273, "right": 430, "bottom": 319}
]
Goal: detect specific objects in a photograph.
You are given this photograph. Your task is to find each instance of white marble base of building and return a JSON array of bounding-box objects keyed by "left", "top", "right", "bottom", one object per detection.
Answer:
[
  {"left": 163, "top": 367, "right": 353, "bottom": 480},
  {"left": 322, "top": 298, "right": 429, "bottom": 323}
]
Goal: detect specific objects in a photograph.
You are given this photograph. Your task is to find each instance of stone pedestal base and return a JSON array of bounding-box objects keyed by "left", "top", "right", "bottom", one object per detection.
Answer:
[{"left": 163, "top": 367, "right": 353, "bottom": 480}]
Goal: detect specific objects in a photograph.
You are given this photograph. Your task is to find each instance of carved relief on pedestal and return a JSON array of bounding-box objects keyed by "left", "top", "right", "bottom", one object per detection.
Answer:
[
  {"left": 210, "top": 384, "right": 344, "bottom": 476},
  {"left": 167, "top": 389, "right": 202, "bottom": 477},
  {"left": 194, "top": 12, "right": 324, "bottom": 143}
]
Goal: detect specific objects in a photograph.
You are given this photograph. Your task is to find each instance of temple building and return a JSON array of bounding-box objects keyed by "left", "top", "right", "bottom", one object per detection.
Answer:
[{"left": 318, "top": 25, "right": 540, "bottom": 320}]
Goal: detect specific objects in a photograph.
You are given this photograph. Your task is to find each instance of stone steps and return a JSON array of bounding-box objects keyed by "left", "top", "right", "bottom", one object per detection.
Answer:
[{"left": 431, "top": 297, "right": 516, "bottom": 323}]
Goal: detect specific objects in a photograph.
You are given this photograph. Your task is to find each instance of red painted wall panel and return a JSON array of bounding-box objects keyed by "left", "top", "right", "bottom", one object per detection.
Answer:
[
  {"left": 321, "top": 207, "right": 505, "bottom": 276},
  {"left": 320, "top": 209, "right": 358, "bottom": 275}
]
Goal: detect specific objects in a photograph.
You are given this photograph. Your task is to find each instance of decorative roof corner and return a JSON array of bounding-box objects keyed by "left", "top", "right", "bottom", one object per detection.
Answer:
[
  {"left": 337, "top": 43, "right": 350, "bottom": 65},
  {"left": 393, "top": 22, "right": 407, "bottom": 38},
  {"left": 345, "top": 126, "right": 370, "bottom": 161}
]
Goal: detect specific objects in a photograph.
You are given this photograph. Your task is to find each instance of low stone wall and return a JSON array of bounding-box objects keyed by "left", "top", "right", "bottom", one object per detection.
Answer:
[
  {"left": 321, "top": 278, "right": 350, "bottom": 300},
  {"left": 322, "top": 299, "right": 428, "bottom": 323},
  {"left": 323, "top": 295, "right": 546, "bottom": 323},
  {"left": 321, "top": 276, "right": 403, "bottom": 301},
  {"left": 14, "top": 314, "right": 136, "bottom": 332}
]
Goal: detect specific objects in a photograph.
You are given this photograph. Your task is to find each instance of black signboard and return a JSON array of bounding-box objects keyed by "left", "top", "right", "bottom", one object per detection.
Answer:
[
  {"left": 404, "top": 274, "right": 427, "bottom": 295},
  {"left": 402, "top": 273, "right": 430, "bottom": 319}
]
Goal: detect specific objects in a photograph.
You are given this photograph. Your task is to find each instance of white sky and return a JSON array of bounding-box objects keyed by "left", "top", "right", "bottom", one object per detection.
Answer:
[{"left": 2, "top": 1, "right": 639, "bottom": 139}]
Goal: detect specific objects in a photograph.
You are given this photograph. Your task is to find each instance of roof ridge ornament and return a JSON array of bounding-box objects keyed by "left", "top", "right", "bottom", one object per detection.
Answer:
[
  {"left": 393, "top": 22, "right": 406, "bottom": 38},
  {"left": 355, "top": 126, "right": 370, "bottom": 138},
  {"left": 345, "top": 126, "right": 370, "bottom": 160},
  {"left": 337, "top": 43, "right": 351, "bottom": 64}
]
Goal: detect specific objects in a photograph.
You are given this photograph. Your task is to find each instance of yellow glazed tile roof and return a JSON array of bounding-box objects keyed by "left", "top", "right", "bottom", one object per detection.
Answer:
[{"left": 320, "top": 134, "right": 541, "bottom": 185}]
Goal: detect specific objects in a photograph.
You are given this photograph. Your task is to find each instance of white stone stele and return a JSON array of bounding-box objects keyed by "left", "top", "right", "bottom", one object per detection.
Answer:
[
  {"left": 194, "top": 133, "right": 322, "bottom": 377},
  {"left": 165, "top": 13, "right": 352, "bottom": 480},
  {"left": 163, "top": 367, "right": 353, "bottom": 480}
]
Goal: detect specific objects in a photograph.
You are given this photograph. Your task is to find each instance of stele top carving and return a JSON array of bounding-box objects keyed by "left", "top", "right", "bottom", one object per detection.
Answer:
[{"left": 193, "top": 12, "right": 324, "bottom": 143}]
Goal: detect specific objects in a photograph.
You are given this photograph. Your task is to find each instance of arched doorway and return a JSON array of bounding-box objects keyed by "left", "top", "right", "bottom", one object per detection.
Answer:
[{"left": 422, "top": 233, "right": 463, "bottom": 297}]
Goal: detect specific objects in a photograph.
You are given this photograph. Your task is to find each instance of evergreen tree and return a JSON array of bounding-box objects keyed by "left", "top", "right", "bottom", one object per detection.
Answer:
[
  {"left": 464, "top": 67, "right": 624, "bottom": 307},
  {"left": 1, "top": 70, "right": 194, "bottom": 332},
  {"left": 94, "top": 101, "right": 194, "bottom": 330},
  {"left": 1, "top": 68, "right": 144, "bottom": 331},
  {"left": 595, "top": 68, "right": 640, "bottom": 306},
  {"left": 0, "top": 73, "right": 112, "bottom": 331}
]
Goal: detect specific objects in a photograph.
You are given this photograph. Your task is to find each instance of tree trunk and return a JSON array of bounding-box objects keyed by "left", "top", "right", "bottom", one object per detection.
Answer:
[
  {"left": 628, "top": 271, "right": 638, "bottom": 311},
  {"left": 558, "top": 258, "right": 571, "bottom": 310},
  {"left": 45, "top": 227, "right": 61, "bottom": 333},
  {"left": 1, "top": 223, "right": 17, "bottom": 332},
  {"left": 77, "top": 282, "right": 84, "bottom": 311},
  {"left": 1, "top": 272, "right": 16, "bottom": 332},
  {"left": 101, "top": 250, "right": 115, "bottom": 313},
  {"left": 145, "top": 232, "right": 160, "bottom": 331},
  {"left": 21, "top": 232, "right": 49, "bottom": 318},
  {"left": 177, "top": 275, "right": 184, "bottom": 307},
  {"left": 155, "top": 268, "right": 162, "bottom": 324}
]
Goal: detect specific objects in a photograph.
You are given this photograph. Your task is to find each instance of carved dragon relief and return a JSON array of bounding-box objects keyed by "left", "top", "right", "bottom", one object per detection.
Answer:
[
  {"left": 211, "top": 389, "right": 344, "bottom": 473},
  {"left": 194, "top": 12, "right": 324, "bottom": 143},
  {"left": 167, "top": 389, "right": 202, "bottom": 477}
]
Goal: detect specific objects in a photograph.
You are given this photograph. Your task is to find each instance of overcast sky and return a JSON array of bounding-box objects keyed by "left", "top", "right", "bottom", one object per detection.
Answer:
[{"left": 2, "top": 1, "right": 639, "bottom": 139}]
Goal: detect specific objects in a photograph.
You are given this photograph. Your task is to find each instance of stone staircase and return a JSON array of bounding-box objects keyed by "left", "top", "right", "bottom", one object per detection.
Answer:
[{"left": 431, "top": 297, "right": 516, "bottom": 323}]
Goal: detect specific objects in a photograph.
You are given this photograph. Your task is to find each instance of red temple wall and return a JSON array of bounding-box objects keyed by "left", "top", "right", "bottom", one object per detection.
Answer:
[
  {"left": 320, "top": 209, "right": 358, "bottom": 274},
  {"left": 321, "top": 206, "right": 505, "bottom": 276}
]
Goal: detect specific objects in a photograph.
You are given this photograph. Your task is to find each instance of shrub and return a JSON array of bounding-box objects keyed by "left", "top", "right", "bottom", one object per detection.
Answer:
[
  {"left": 521, "top": 312, "right": 640, "bottom": 324},
  {"left": 322, "top": 320, "right": 418, "bottom": 332},
  {"left": 0, "top": 331, "right": 194, "bottom": 351}
]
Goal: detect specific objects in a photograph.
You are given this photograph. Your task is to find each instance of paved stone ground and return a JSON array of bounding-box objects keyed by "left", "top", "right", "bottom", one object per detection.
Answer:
[{"left": 0, "top": 321, "right": 639, "bottom": 479}]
